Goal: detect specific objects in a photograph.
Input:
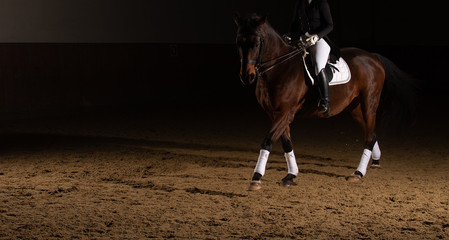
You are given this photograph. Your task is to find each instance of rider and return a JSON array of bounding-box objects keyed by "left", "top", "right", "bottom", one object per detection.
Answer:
[{"left": 288, "top": 0, "right": 337, "bottom": 115}]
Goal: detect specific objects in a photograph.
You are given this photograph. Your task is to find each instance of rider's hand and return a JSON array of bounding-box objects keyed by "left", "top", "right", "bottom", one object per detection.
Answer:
[
  {"left": 282, "top": 34, "right": 292, "bottom": 43},
  {"left": 306, "top": 34, "right": 319, "bottom": 46}
]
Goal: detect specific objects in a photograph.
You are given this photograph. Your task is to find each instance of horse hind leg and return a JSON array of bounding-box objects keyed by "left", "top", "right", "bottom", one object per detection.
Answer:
[
  {"left": 370, "top": 141, "right": 382, "bottom": 169},
  {"left": 352, "top": 136, "right": 380, "bottom": 178},
  {"left": 347, "top": 104, "right": 382, "bottom": 182}
]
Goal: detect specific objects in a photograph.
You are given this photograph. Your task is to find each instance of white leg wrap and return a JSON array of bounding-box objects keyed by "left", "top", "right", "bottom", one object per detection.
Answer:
[
  {"left": 357, "top": 149, "right": 372, "bottom": 176},
  {"left": 254, "top": 149, "right": 270, "bottom": 176},
  {"left": 284, "top": 151, "right": 299, "bottom": 176},
  {"left": 372, "top": 142, "right": 381, "bottom": 160}
]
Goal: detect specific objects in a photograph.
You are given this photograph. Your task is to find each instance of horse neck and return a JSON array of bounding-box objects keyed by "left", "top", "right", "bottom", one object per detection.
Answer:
[
  {"left": 255, "top": 24, "right": 305, "bottom": 111},
  {"left": 261, "top": 24, "right": 293, "bottom": 62}
]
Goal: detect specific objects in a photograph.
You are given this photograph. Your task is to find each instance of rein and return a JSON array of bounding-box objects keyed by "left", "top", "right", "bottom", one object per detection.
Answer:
[
  {"left": 240, "top": 33, "right": 304, "bottom": 76},
  {"left": 257, "top": 49, "right": 302, "bottom": 75}
]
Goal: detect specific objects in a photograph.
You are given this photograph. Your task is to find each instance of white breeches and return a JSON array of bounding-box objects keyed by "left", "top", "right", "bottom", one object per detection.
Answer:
[{"left": 308, "top": 39, "right": 331, "bottom": 75}]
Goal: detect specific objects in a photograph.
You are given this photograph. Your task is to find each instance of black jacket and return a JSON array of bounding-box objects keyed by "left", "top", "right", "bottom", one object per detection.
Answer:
[
  {"left": 289, "top": 0, "right": 340, "bottom": 61},
  {"left": 289, "top": 0, "right": 333, "bottom": 39}
]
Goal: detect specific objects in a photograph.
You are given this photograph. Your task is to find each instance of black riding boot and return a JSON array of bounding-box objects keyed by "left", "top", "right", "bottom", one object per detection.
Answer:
[{"left": 317, "top": 69, "right": 330, "bottom": 115}]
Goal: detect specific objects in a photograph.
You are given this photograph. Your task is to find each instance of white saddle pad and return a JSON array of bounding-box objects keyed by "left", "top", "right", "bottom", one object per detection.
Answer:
[{"left": 303, "top": 57, "right": 351, "bottom": 86}]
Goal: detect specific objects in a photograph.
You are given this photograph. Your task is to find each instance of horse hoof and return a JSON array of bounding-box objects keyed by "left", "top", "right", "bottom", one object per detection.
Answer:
[
  {"left": 279, "top": 174, "right": 297, "bottom": 188},
  {"left": 346, "top": 173, "right": 362, "bottom": 182},
  {"left": 279, "top": 179, "right": 297, "bottom": 187},
  {"left": 247, "top": 180, "right": 262, "bottom": 191},
  {"left": 370, "top": 164, "right": 382, "bottom": 169}
]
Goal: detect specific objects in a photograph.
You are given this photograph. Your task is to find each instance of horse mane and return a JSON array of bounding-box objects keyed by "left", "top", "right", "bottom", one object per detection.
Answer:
[
  {"left": 237, "top": 13, "right": 290, "bottom": 50},
  {"left": 237, "top": 13, "right": 281, "bottom": 36}
]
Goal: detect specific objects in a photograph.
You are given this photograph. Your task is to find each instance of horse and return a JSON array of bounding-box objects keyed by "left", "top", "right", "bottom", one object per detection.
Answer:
[{"left": 233, "top": 13, "right": 417, "bottom": 191}]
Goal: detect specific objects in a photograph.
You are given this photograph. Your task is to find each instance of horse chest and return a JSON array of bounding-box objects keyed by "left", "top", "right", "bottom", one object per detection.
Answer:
[{"left": 255, "top": 81, "right": 275, "bottom": 110}]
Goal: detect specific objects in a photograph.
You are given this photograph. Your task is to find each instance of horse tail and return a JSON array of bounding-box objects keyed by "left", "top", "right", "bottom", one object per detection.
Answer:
[{"left": 374, "top": 53, "right": 421, "bottom": 135}]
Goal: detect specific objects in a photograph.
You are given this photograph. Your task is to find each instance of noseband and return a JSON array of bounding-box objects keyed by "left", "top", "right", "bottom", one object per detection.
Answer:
[{"left": 240, "top": 32, "right": 302, "bottom": 76}]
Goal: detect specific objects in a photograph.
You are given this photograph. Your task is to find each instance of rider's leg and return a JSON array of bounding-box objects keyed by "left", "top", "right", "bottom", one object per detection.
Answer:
[{"left": 309, "top": 39, "right": 331, "bottom": 114}]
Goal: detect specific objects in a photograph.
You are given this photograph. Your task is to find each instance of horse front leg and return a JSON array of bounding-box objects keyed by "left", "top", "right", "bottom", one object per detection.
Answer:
[
  {"left": 247, "top": 134, "right": 273, "bottom": 191},
  {"left": 280, "top": 127, "right": 299, "bottom": 187},
  {"left": 247, "top": 110, "right": 296, "bottom": 190}
]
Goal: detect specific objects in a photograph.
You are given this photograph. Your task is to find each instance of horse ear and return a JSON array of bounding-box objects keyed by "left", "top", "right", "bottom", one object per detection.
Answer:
[{"left": 234, "top": 12, "right": 242, "bottom": 26}]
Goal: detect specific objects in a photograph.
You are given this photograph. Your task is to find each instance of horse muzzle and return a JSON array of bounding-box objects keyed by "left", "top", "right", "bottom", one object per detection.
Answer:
[
  {"left": 239, "top": 72, "right": 257, "bottom": 86},
  {"left": 239, "top": 62, "right": 257, "bottom": 86}
]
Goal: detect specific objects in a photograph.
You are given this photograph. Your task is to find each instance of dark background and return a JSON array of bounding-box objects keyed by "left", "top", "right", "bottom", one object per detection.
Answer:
[{"left": 0, "top": 0, "right": 448, "bottom": 118}]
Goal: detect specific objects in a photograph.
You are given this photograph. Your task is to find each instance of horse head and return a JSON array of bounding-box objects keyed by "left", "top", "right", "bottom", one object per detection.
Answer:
[{"left": 234, "top": 13, "right": 267, "bottom": 86}]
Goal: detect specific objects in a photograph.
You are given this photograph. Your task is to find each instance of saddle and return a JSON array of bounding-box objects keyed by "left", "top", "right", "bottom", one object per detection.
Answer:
[
  {"left": 283, "top": 35, "right": 350, "bottom": 86},
  {"left": 302, "top": 53, "right": 351, "bottom": 86}
]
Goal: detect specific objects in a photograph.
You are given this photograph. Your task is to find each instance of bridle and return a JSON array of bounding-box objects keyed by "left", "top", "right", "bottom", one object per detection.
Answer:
[
  {"left": 240, "top": 33, "right": 265, "bottom": 66},
  {"left": 239, "top": 32, "right": 304, "bottom": 76}
]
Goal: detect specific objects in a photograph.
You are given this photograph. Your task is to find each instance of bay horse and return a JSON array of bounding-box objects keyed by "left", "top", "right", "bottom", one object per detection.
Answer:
[{"left": 234, "top": 14, "right": 417, "bottom": 190}]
